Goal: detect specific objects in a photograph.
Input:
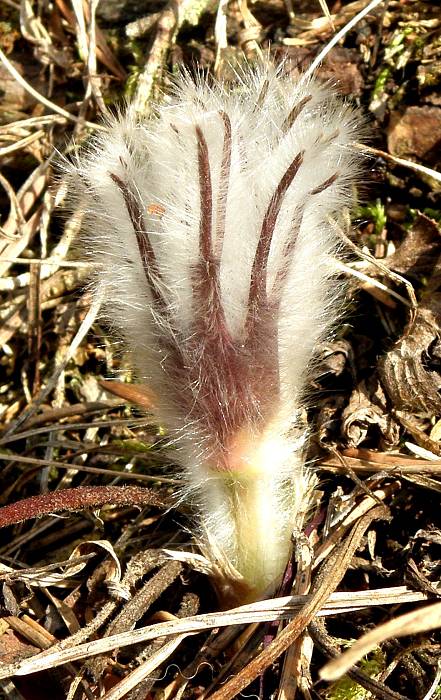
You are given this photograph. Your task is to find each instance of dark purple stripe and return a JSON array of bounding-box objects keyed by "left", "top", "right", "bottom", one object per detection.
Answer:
[
  {"left": 246, "top": 150, "right": 305, "bottom": 328},
  {"left": 196, "top": 125, "right": 213, "bottom": 261},
  {"left": 109, "top": 171, "right": 166, "bottom": 310},
  {"left": 282, "top": 94, "right": 312, "bottom": 133},
  {"left": 310, "top": 171, "right": 339, "bottom": 195},
  {"left": 214, "top": 111, "right": 232, "bottom": 258}
]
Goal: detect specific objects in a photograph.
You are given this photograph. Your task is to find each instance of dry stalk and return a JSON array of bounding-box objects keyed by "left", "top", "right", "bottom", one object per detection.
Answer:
[{"left": 207, "top": 504, "right": 388, "bottom": 700}]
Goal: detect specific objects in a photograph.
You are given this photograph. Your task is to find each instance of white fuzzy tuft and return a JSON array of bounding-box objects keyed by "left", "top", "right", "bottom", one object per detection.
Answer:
[{"left": 67, "top": 59, "right": 364, "bottom": 603}]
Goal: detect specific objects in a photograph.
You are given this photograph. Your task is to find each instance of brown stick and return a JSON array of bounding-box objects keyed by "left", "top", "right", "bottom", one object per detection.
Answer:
[
  {"left": 0, "top": 485, "right": 163, "bottom": 528},
  {"left": 207, "top": 504, "right": 388, "bottom": 700}
]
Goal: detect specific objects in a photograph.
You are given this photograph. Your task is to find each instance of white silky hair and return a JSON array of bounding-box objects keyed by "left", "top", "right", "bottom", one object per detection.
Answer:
[{"left": 68, "top": 59, "right": 364, "bottom": 603}]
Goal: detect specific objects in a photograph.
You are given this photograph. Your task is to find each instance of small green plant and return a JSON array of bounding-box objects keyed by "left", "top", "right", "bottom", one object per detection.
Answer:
[
  {"left": 325, "top": 647, "right": 386, "bottom": 700},
  {"left": 357, "top": 199, "right": 387, "bottom": 236},
  {"left": 433, "top": 682, "right": 441, "bottom": 698},
  {"left": 423, "top": 208, "right": 441, "bottom": 223}
]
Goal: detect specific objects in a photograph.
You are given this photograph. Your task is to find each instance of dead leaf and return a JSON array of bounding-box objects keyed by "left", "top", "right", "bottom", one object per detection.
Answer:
[
  {"left": 379, "top": 294, "right": 441, "bottom": 413},
  {"left": 316, "top": 339, "right": 354, "bottom": 378},
  {"left": 99, "top": 380, "right": 156, "bottom": 410},
  {"left": 384, "top": 213, "right": 441, "bottom": 283},
  {"left": 320, "top": 47, "right": 364, "bottom": 96},
  {"left": 388, "top": 106, "right": 441, "bottom": 166},
  {"left": 0, "top": 627, "right": 37, "bottom": 667},
  {"left": 341, "top": 376, "right": 400, "bottom": 448},
  {"left": 316, "top": 395, "right": 347, "bottom": 446}
]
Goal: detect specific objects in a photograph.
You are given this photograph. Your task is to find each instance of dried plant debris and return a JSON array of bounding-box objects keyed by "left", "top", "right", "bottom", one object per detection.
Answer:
[
  {"left": 341, "top": 376, "right": 400, "bottom": 448},
  {"left": 0, "top": 0, "right": 441, "bottom": 698},
  {"left": 388, "top": 107, "right": 441, "bottom": 167},
  {"left": 380, "top": 294, "right": 441, "bottom": 414},
  {"left": 384, "top": 213, "right": 441, "bottom": 281}
]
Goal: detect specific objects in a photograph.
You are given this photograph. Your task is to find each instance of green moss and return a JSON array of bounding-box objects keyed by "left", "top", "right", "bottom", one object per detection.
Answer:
[
  {"left": 423, "top": 208, "right": 441, "bottom": 223},
  {"left": 371, "top": 67, "right": 390, "bottom": 101},
  {"left": 111, "top": 439, "right": 154, "bottom": 453},
  {"left": 356, "top": 199, "right": 387, "bottom": 236},
  {"left": 123, "top": 38, "right": 151, "bottom": 100},
  {"left": 325, "top": 648, "right": 386, "bottom": 700}
]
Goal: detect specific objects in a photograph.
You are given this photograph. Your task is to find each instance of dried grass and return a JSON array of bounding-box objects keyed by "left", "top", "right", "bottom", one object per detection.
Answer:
[{"left": 1, "top": 0, "right": 440, "bottom": 698}]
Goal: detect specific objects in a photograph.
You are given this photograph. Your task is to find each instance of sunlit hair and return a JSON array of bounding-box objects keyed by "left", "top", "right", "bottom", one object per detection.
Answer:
[{"left": 67, "top": 59, "right": 365, "bottom": 603}]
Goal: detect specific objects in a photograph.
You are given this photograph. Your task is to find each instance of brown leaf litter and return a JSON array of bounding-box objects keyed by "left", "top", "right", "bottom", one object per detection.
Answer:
[{"left": 1, "top": 0, "right": 441, "bottom": 698}]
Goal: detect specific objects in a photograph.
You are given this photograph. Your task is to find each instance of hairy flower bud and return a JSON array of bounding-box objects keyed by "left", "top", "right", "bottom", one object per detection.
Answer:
[{"left": 67, "top": 59, "right": 365, "bottom": 603}]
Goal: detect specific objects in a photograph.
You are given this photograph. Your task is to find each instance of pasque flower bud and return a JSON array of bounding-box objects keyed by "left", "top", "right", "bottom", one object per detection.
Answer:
[{"left": 68, "top": 59, "right": 364, "bottom": 604}]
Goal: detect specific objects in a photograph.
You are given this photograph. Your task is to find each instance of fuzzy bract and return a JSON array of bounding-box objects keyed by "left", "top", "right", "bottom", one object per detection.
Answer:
[{"left": 68, "top": 59, "right": 364, "bottom": 602}]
